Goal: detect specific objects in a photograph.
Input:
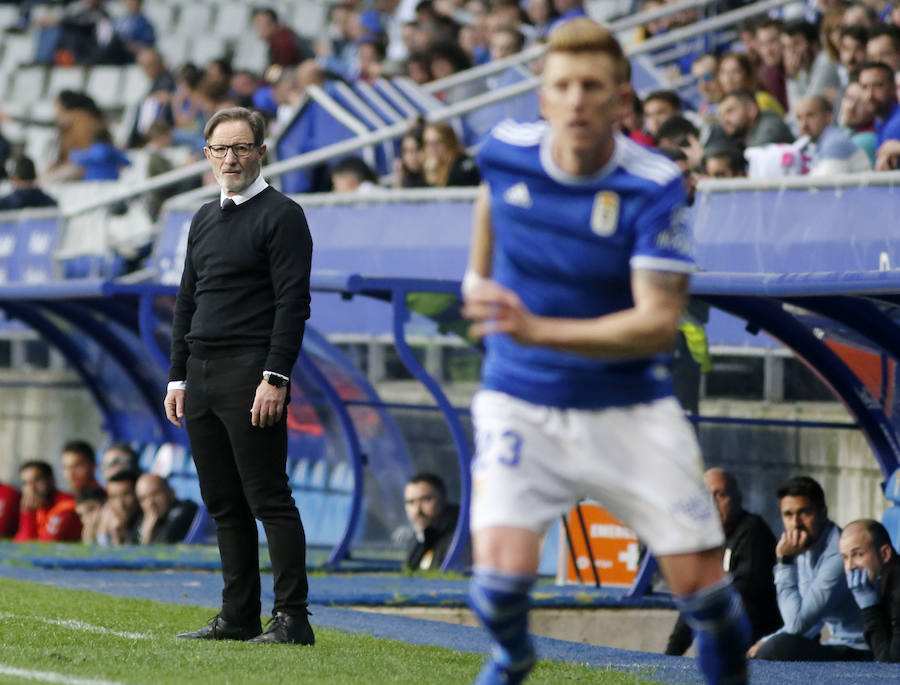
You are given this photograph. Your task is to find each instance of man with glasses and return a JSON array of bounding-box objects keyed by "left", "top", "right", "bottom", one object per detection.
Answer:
[{"left": 164, "top": 107, "right": 314, "bottom": 645}]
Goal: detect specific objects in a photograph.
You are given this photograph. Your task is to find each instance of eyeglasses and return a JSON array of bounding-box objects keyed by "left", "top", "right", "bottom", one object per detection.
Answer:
[{"left": 206, "top": 143, "right": 259, "bottom": 158}]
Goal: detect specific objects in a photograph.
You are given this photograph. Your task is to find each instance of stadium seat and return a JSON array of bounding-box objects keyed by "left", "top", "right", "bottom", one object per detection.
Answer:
[
  {"left": 46, "top": 66, "right": 87, "bottom": 99},
  {"left": 174, "top": 5, "right": 212, "bottom": 36},
  {"left": 291, "top": 458, "right": 312, "bottom": 487},
  {"left": 189, "top": 35, "right": 227, "bottom": 66},
  {"left": 882, "top": 468, "right": 900, "bottom": 550},
  {"left": 213, "top": 2, "right": 251, "bottom": 40},
  {"left": 232, "top": 37, "right": 268, "bottom": 73},
  {"left": 292, "top": 3, "right": 327, "bottom": 36},
  {"left": 85, "top": 66, "right": 124, "bottom": 108},
  {"left": 1, "top": 34, "right": 34, "bottom": 72},
  {"left": 182, "top": 504, "right": 211, "bottom": 544},
  {"left": 156, "top": 36, "right": 189, "bottom": 74},
  {"left": 151, "top": 442, "right": 189, "bottom": 477},
  {"left": 143, "top": 4, "right": 175, "bottom": 37},
  {"left": 10, "top": 67, "right": 47, "bottom": 106}
]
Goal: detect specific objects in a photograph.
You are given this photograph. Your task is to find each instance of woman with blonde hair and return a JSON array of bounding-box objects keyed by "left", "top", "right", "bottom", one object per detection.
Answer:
[{"left": 423, "top": 122, "right": 480, "bottom": 187}]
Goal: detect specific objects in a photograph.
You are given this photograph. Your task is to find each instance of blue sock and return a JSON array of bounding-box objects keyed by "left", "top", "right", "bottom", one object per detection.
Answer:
[
  {"left": 676, "top": 579, "right": 750, "bottom": 685},
  {"left": 468, "top": 566, "right": 536, "bottom": 685}
]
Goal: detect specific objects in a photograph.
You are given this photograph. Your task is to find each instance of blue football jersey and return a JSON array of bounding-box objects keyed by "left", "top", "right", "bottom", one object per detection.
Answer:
[{"left": 477, "top": 120, "right": 694, "bottom": 409}]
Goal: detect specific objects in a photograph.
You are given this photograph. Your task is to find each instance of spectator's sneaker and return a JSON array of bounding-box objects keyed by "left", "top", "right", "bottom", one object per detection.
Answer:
[
  {"left": 246, "top": 610, "right": 315, "bottom": 645},
  {"left": 176, "top": 614, "right": 262, "bottom": 641}
]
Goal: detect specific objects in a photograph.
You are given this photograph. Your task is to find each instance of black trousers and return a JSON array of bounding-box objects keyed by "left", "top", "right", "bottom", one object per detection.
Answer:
[
  {"left": 755, "top": 633, "right": 873, "bottom": 662},
  {"left": 185, "top": 351, "right": 308, "bottom": 623}
]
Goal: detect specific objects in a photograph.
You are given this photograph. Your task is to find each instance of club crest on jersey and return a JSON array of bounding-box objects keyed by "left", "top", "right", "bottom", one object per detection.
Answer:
[
  {"left": 503, "top": 182, "right": 532, "bottom": 208},
  {"left": 590, "top": 191, "right": 619, "bottom": 236}
]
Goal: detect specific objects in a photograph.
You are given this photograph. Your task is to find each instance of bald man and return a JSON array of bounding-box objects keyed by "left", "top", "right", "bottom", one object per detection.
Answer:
[
  {"left": 135, "top": 473, "right": 198, "bottom": 545},
  {"left": 666, "top": 468, "right": 782, "bottom": 655},
  {"left": 840, "top": 519, "right": 900, "bottom": 661}
]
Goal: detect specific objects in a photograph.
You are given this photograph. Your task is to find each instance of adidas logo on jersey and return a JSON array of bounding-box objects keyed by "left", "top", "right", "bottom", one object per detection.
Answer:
[{"left": 503, "top": 182, "right": 532, "bottom": 208}]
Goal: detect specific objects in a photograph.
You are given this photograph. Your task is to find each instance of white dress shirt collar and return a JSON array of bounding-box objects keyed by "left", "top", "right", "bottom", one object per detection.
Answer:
[{"left": 220, "top": 174, "right": 269, "bottom": 207}]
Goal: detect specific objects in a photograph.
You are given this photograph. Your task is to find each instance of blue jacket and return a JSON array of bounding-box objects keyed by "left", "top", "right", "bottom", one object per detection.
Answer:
[{"left": 768, "top": 520, "right": 868, "bottom": 650}]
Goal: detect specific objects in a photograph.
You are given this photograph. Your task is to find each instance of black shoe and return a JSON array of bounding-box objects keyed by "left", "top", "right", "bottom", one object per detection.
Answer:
[
  {"left": 245, "top": 610, "right": 315, "bottom": 645},
  {"left": 176, "top": 614, "right": 262, "bottom": 641}
]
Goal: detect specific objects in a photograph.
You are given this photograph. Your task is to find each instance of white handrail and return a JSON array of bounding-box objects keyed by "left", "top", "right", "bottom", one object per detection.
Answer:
[{"left": 697, "top": 170, "right": 900, "bottom": 193}]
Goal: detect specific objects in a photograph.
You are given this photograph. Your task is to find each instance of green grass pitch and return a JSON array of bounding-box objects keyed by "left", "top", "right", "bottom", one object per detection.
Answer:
[{"left": 0, "top": 577, "right": 658, "bottom": 684}]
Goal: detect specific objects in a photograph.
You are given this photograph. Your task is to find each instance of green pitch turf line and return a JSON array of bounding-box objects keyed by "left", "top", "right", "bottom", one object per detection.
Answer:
[{"left": 0, "top": 577, "right": 658, "bottom": 684}]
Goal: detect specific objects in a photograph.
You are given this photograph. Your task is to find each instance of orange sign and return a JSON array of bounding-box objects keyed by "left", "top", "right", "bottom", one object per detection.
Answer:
[{"left": 563, "top": 502, "right": 640, "bottom": 587}]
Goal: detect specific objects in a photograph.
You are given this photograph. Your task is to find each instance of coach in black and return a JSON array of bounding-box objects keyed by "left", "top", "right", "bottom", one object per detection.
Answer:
[{"left": 164, "top": 107, "right": 314, "bottom": 645}]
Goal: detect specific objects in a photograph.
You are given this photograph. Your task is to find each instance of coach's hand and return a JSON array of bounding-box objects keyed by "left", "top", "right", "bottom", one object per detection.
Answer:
[
  {"left": 164, "top": 389, "right": 185, "bottom": 427},
  {"left": 251, "top": 382, "right": 287, "bottom": 427}
]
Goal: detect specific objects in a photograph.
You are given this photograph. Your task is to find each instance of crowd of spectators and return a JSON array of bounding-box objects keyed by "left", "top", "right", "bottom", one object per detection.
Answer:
[{"left": 0, "top": 440, "right": 198, "bottom": 546}]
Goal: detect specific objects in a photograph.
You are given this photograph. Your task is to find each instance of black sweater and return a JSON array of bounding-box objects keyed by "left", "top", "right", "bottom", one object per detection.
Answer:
[{"left": 169, "top": 187, "right": 313, "bottom": 380}]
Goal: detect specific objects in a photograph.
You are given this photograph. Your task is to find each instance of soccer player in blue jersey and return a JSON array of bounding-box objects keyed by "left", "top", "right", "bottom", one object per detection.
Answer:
[{"left": 462, "top": 18, "right": 751, "bottom": 685}]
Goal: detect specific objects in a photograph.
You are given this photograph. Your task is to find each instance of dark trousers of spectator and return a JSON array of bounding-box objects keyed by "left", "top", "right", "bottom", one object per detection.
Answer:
[
  {"left": 756, "top": 633, "right": 873, "bottom": 662},
  {"left": 185, "top": 350, "right": 308, "bottom": 625}
]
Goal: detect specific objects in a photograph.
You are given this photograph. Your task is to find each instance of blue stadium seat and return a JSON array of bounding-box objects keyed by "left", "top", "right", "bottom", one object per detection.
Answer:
[
  {"left": 182, "top": 504, "right": 211, "bottom": 544},
  {"left": 169, "top": 474, "right": 202, "bottom": 503},
  {"left": 294, "top": 488, "right": 326, "bottom": 545},
  {"left": 291, "top": 458, "right": 312, "bottom": 488}
]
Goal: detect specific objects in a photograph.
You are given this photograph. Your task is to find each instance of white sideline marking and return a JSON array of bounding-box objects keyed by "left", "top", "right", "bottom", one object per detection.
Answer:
[
  {"left": 0, "top": 665, "right": 124, "bottom": 685},
  {"left": 0, "top": 613, "right": 149, "bottom": 640}
]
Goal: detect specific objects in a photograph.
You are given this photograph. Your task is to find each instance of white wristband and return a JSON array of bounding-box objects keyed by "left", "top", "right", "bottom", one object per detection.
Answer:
[
  {"left": 167, "top": 380, "right": 187, "bottom": 392},
  {"left": 462, "top": 270, "right": 487, "bottom": 298}
]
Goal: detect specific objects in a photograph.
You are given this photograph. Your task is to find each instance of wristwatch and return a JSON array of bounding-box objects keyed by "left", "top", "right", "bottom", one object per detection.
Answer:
[
  {"left": 776, "top": 555, "right": 794, "bottom": 565},
  {"left": 262, "top": 371, "right": 289, "bottom": 388}
]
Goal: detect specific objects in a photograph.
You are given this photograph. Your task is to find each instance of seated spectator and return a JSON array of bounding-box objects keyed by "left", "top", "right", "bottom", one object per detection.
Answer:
[
  {"left": 525, "top": 0, "right": 558, "bottom": 41},
  {"left": 666, "top": 468, "right": 782, "bottom": 656},
  {"left": 839, "top": 25, "right": 870, "bottom": 87},
  {"left": 0, "top": 157, "right": 57, "bottom": 211},
  {"left": 655, "top": 116, "right": 706, "bottom": 170},
  {"left": 842, "top": 2, "right": 878, "bottom": 30},
  {"left": 110, "top": 0, "right": 155, "bottom": 62},
  {"left": 97, "top": 471, "right": 142, "bottom": 546},
  {"left": 841, "top": 80, "right": 879, "bottom": 164},
  {"left": 549, "top": 0, "right": 586, "bottom": 32},
  {"left": 620, "top": 97, "right": 655, "bottom": 148},
  {"left": 840, "top": 519, "right": 900, "bottom": 662},
  {"left": 252, "top": 7, "right": 313, "bottom": 67},
  {"left": 358, "top": 36, "right": 387, "bottom": 83},
  {"left": 866, "top": 24, "right": 900, "bottom": 72},
  {"left": 0, "top": 480, "right": 20, "bottom": 538},
  {"left": 718, "top": 89, "right": 795, "bottom": 148},
  {"left": 406, "top": 51, "right": 434, "bottom": 84},
  {"left": 718, "top": 52, "right": 786, "bottom": 117},
  {"left": 46, "top": 90, "right": 105, "bottom": 176},
  {"left": 62, "top": 129, "right": 131, "bottom": 181},
  {"left": 331, "top": 156, "right": 379, "bottom": 193},
  {"left": 404, "top": 473, "right": 468, "bottom": 570},
  {"left": 423, "top": 122, "right": 479, "bottom": 187},
  {"left": 135, "top": 473, "right": 198, "bottom": 544},
  {"left": 393, "top": 130, "right": 427, "bottom": 188},
  {"left": 128, "top": 47, "right": 176, "bottom": 148},
  {"left": 74, "top": 485, "right": 107, "bottom": 544},
  {"left": 100, "top": 443, "right": 141, "bottom": 484},
  {"left": 703, "top": 143, "right": 747, "bottom": 178},
  {"left": 781, "top": 20, "right": 841, "bottom": 113},
  {"left": 795, "top": 94, "right": 872, "bottom": 174},
  {"left": 643, "top": 90, "right": 683, "bottom": 141},
  {"left": 691, "top": 53, "right": 723, "bottom": 119},
  {"left": 60, "top": 440, "right": 100, "bottom": 497},
  {"left": 656, "top": 147, "right": 696, "bottom": 205},
  {"left": 749, "top": 476, "right": 869, "bottom": 662},
  {"left": 13, "top": 460, "right": 82, "bottom": 542},
  {"left": 858, "top": 61, "right": 900, "bottom": 146},
  {"left": 755, "top": 18, "right": 789, "bottom": 112},
  {"left": 489, "top": 25, "right": 524, "bottom": 61},
  {"left": 33, "top": 0, "right": 113, "bottom": 66}
]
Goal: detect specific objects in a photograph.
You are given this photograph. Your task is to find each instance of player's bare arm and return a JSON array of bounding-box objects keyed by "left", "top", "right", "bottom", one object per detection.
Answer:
[
  {"left": 464, "top": 268, "right": 689, "bottom": 358},
  {"left": 462, "top": 184, "right": 493, "bottom": 299}
]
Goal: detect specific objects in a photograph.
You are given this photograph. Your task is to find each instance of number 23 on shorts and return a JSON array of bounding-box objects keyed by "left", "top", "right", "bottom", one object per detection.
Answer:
[{"left": 474, "top": 429, "right": 524, "bottom": 468}]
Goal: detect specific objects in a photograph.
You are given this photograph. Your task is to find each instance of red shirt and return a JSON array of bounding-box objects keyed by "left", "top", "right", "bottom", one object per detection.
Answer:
[
  {"left": 0, "top": 483, "right": 20, "bottom": 538},
  {"left": 13, "top": 490, "right": 82, "bottom": 542}
]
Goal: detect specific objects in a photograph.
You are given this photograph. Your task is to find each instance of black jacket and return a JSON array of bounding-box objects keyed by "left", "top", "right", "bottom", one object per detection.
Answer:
[
  {"left": 406, "top": 503, "right": 467, "bottom": 570},
  {"left": 861, "top": 555, "right": 900, "bottom": 661}
]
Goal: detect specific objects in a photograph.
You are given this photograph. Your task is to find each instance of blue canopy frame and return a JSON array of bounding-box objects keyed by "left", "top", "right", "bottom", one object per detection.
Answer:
[{"left": 3, "top": 269, "right": 900, "bottom": 588}]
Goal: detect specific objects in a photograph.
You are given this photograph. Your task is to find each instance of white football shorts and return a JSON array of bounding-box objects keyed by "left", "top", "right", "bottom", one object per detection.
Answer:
[{"left": 469, "top": 390, "right": 724, "bottom": 556}]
